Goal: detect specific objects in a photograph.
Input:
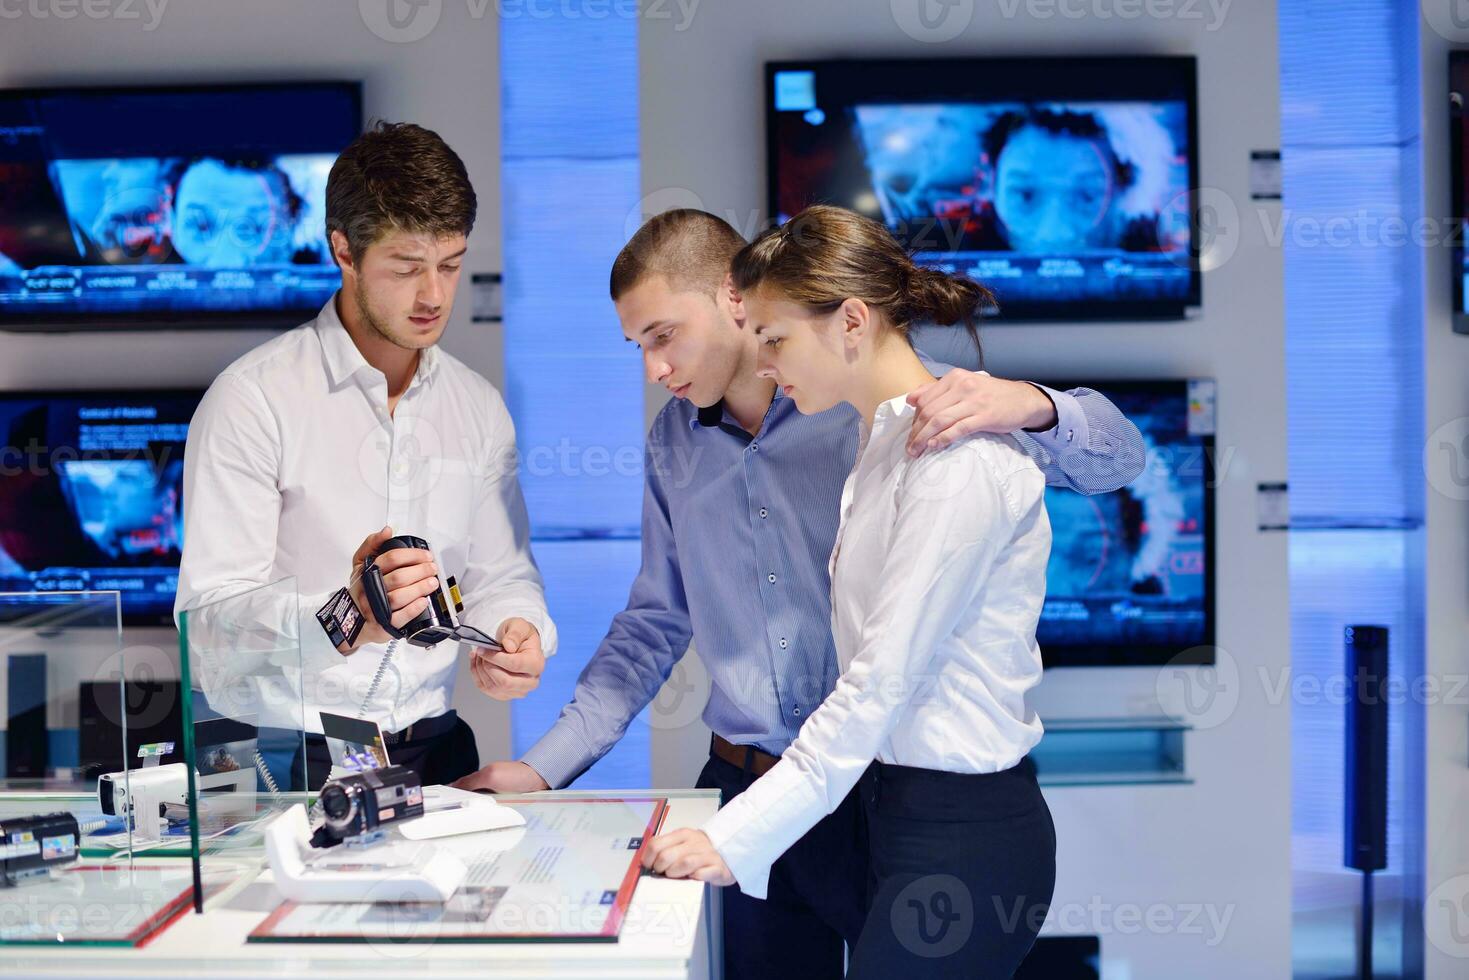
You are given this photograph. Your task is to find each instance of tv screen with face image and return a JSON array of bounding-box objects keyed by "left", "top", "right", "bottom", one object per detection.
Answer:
[
  {"left": 0, "top": 81, "right": 360, "bottom": 330},
  {"left": 0, "top": 390, "right": 203, "bottom": 624},
  {"left": 767, "top": 57, "right": 1200, "bottom": 321},
  {"left": 1036, "top": 379, "right": 1216, "bottom": 667}
]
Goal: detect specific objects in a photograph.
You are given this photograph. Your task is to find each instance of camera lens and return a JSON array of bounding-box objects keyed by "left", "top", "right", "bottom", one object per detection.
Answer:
[{"left": 320, "top": 784, "right": 355, "bottom": 828}]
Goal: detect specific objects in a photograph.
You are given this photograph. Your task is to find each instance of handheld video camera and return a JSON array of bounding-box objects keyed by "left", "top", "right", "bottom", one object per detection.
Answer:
[
  {"left": 361, "top": 534, "right": 500, "bottom": 650},
  {"left": 1, "top": 813, "right": 81, "bottom": 886},
  {"left": 309, "top": 764, "right": 424, "bottom": 849},
  {"left": 98, "top": 762, "right": 189, "bottom": 825}
]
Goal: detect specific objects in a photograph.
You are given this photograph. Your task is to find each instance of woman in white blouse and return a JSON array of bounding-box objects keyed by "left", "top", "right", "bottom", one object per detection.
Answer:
[{"left": 643, "top": 205, "right": 1057, "bottom": 978}]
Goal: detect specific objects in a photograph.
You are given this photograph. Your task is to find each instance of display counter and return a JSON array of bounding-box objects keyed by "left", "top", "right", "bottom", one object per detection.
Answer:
[{"left": 6, "top": 787, "right": 721, "bottom": 980}]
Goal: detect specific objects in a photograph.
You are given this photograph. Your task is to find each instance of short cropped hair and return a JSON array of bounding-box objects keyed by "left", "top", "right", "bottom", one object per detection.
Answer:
[
  {"left": 325, "top": 120, "right": 477, "bottom": 265},
  {"left": 609, "top": 208, "right": 747, "bottom": 301}
]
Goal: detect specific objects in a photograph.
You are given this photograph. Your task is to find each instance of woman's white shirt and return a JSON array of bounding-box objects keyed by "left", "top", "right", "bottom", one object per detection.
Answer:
[{"left": 701, "top": 392, "right": 1052, "bottom": 899}]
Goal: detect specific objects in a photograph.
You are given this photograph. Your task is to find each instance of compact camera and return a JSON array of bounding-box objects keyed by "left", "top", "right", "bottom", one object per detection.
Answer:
[
  {"left": 0, "top": 813, "right": 81, "bottom": 886},
  {"left": 361, "top": 534, "right": 500, "bottom": 650},
  {"left": 309, "top": 764, "right": 424, "bottom": 849}
]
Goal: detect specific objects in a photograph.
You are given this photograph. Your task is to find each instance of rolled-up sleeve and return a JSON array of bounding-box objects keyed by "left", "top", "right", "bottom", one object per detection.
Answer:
[{"left": 1017, "top": 384, "right": 1145, "bottom": 495}]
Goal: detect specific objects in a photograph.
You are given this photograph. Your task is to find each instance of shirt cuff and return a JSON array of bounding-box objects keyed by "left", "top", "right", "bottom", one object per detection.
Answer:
[
  {"left": 519, "top": 722, "right": 596, "bottom": 790},
  {"left": 701, "top": 793, "right": 774, "bottom": 900},
  {"left": 1025, "top": 384, "right": 1089, "bottom": 453}
]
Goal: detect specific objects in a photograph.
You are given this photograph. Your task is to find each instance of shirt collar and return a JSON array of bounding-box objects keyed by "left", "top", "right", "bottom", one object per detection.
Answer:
[
  {"left": 689, "top": 384, "right": 789, "bottom": 431},
  {"left": 867, "top": 393, "right": 916, "bottom": 441},
  {"left": 313, "top": 292, "right": 442, "bottom": 390},
  {"left": 693, "top": 400, "right": 723, "bottom": 429}
]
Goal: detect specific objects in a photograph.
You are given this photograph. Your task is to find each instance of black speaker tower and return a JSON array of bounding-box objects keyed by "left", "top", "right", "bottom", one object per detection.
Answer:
[{"left": 1344, "top": 624, "right": 1389, "bottom": 980}]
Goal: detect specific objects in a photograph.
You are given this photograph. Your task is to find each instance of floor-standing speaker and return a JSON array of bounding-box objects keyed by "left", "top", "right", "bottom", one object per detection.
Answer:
[
  {"left": 1345, "top": 624, "right": 1389, "bottom": 872},
  {"left": 1344, "top": 624, "right": 1389, "bottom": 980}
]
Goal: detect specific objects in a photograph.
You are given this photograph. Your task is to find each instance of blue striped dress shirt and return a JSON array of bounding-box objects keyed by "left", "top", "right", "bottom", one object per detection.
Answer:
[{"left": 520, "top": 368, "right": 1145, "bottom": 788}]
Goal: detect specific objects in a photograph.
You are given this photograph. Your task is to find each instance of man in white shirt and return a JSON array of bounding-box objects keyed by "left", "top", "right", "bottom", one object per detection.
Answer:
[{"left": 176, "top": 121, "right": 555, "bottom": 789}]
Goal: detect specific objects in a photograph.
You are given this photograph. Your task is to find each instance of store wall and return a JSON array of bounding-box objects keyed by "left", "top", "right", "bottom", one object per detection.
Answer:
[
  {"left": 0, "top": 0, "right": 512, "bottom": 755},
  {"left": 1415, "top": 7, "right": 1469, "bottom": 979},
  {"left": 639, "top": 2, "right": 1292, "bottom": 977}
]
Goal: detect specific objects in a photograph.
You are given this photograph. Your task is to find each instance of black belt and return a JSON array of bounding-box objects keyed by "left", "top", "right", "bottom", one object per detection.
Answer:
[{"left": 382, "top": 709, "right": 460, "bottom": 747}]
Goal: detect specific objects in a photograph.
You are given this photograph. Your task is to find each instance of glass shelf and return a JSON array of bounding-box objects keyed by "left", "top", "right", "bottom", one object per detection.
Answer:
[
  {"left": 1033, "top": 716, "right": 1192, "bottom": 787},
  {"left": 1042, "top": 716, "right": 1192, "bottom": 733}
]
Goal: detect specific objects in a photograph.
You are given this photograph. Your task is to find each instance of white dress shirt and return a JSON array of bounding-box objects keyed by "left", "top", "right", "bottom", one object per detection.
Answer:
[
  {"left": 701, "top": 393, "right": 1051, "bottom": 899},
  {"left": 175, "top": 295, "right": 557, "bottom": 734}
]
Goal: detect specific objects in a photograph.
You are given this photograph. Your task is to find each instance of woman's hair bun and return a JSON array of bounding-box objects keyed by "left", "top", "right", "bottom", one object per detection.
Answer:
[{"left": 903, "top": 265, "right": 994, "bottom": 326}]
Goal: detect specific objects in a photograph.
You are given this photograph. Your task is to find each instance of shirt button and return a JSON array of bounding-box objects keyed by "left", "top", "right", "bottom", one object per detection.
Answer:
[
  {"left": 759, "top": 508, "right": 768, "bottom": 519},
  {"left": 768, "top": 573, "right": 777, "bottom": 584},
  {"left": 792, "top": 706, "right": 802, "bottom": 717},
  {"left": 750, "top": 443, "right": 759, "bottom": 453},
  {"left": 779, "top": 638, "right": 788, "bottom": 649}
]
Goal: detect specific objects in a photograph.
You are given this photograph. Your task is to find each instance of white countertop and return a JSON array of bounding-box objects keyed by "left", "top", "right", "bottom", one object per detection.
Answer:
[{"left": 6, "top": 789, "right": 721, "bottom": 980}]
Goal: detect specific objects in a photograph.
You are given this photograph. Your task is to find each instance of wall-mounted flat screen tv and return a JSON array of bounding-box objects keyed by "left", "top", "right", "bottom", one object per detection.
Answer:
[
  {"left": 0, "top": 81, "right": 361, "bottom": 330},
  {"left": 0, "top": 389, "right": 204, "bottom": 624},
  {"left": 767, "top": 57, "right": 1200, "bottom": 321},
  {"left": 1037, "top": 378, "right": 1216, "bottom": 667}
]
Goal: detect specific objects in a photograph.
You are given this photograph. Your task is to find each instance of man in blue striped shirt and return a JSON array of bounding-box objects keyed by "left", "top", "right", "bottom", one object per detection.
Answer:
[{"left": 456, "top": 210, "right": 1144, "bottom": 979}]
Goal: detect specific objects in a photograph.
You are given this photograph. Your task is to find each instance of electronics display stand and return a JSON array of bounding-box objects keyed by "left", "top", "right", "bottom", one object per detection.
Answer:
[
  {"left": 100, "top": 743, "right": 188, "bottom": 843},
  {"left": 263, "top": 803, "right": 468, "bottom": 904}
]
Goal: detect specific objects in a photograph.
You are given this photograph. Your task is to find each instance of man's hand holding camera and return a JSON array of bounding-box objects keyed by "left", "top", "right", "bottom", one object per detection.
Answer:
[
  {"left": 337, "top": 526, "right": 546, "bottom": 702},
  {"left": 338, "top": 525, "right": 441, "bottom": 654}
]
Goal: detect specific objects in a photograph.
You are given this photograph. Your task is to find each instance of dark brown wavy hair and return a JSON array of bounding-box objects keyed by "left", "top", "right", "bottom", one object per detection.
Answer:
[{"left": 325, "top": 120, "right": 477, "bottom": 266}]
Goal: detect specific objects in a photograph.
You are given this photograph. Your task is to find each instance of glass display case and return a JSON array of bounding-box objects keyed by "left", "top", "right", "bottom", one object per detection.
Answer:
[
  {"left": 177, "top": 576, "right": 310, "bottom": 914},
  {"left": 0, "top": 590, "right": 200, "bottom": 945}
]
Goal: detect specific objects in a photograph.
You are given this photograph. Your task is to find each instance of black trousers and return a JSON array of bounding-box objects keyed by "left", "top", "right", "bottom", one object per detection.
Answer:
[
  {"left": 257, "top": 713, "right": 479, "bottom": 792},
  {"left": 848, "top": 757, "right": 1057, "bottom": 979},
  {"left": 697, "top": 752, "right": 870, "bottom": 980}
]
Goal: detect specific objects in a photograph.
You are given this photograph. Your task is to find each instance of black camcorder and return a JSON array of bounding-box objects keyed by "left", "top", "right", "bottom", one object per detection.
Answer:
[
  {"left": 0, "top": 813, "right": 81, "bottom": 886},
  {"left": 361, "top": 534, "right": 501, "bottom": 650},
  {"left": 309, "top": 765, "right": 424, "bottom": 849}
]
